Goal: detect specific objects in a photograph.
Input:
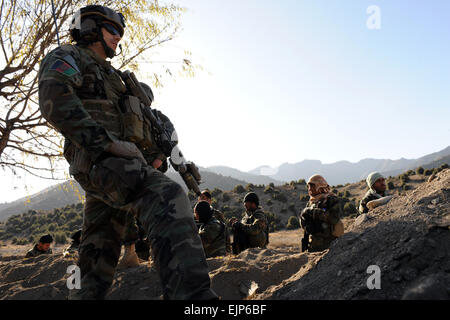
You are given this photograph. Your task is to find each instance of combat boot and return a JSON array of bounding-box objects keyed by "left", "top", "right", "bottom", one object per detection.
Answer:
[{"left": 117, "top": 243, "right": 140, "bottom": 269}]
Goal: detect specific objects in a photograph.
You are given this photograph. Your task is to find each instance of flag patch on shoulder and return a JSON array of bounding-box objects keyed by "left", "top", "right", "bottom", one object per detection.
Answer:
[{"left": 49, "top": 59, "right": 78, "bottom": 76}]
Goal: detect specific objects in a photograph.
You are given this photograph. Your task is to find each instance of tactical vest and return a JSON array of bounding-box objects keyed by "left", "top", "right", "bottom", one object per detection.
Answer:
[
  {"left": 241, "top": 208, "right": 268, "bottom": 248},
  {"left": 76, "top": 46, "right": 125, "bottom": 140},
  {"left": 62, "top": 45, "right": 156, "bottom": 179}
]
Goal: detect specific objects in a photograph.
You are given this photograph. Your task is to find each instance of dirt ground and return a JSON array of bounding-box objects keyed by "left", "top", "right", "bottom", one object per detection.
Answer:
[{"left": 0, "top": 169, "right": 448, "bottom": 300}]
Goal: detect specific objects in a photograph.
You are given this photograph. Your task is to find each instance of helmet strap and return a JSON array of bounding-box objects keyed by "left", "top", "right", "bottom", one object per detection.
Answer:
[{"left": 95, "top": 22, "right": 117, "bottom": 58}]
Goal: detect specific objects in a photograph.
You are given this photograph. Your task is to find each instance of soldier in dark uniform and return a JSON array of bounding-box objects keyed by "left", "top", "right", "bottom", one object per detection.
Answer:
[
  {"left": 229, "top": 192, "right": 269, "bottom": 254},
  {"left": 63, "top": 229, "right": 82, "bottom": 257},
  {"left": 38, "top": 5, "right": 216, "bottom": 300},
  {"left": 26, "top": 234, "right": 53, "bottom": 258},
  {"left": 358, "top": 172, "right": 393, "bottom": 214},
  {"left": 198, "top": 190, "right": 226, "bottom": 224},
  {"left": 299, "top": 175, "right": 344, "bottom": 252},
  {"left": 194, "top": 201, "right": 226, "bottom": 258}
]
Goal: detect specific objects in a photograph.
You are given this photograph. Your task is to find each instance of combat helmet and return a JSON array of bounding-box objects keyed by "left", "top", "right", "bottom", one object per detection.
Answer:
[
  {"left": 243, "top": 192, "right": 259, "bottom": 206},
  {"left": 69, "top": 5, "right": 125, "bottom": 58}
]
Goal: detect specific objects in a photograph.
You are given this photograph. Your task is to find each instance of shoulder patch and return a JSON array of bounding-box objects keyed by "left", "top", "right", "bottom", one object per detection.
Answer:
[{"left": 49, "top": 59, "right": 78, "bottom": 77}]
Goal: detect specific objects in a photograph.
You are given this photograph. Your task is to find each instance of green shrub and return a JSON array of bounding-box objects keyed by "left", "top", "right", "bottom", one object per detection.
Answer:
[
  {"left": 233, "top": 184, "right": 246, "bottom": 194},
  {"left": 400, "top": 174, "right": 410, "bottom": 183},
  {"left": 439, "top": 163, "right": 449, "bottom": 170},
  {"left": 245, "top": 183, "right": 255, "bottom": 191},
  {"left": 211, "top": 188, "right": 222, "bottom": 197},
  {"left": 343, "top": 190, "right": 351, "bottom": 198},
  {"left": 266, "top": 199, "right": 273, "bottom": 206},
  {"left": 416, "top": 167, "right": 424, "bottom": 175},
  {"left": 286, "top": 216, "right": 300, "bottom": 229},
  {"left": 297, "top": 179, "right": 306, "bottom": 185},
  {"left": 222, "top": 193, "right": 231, "bottom": 202},
  {"left": 343, "top": 202, "right": 357, "bottom": 215},
  {"left": 264, "top": 186, "right": 274, "bottom": 194},
  {"left": 288, "top": 204, "right": 296, "bottom": 213},
  {"left": 424, "top": 169, "right": 433, "bottom": 176},
  {"left": 387, "top": 181, "right": 395, "bottom": 190},
  {"left": 402, "top": 184, "right": 411, "bottom": 191},
  {"left": 55, "top": 232, "right": 67, "bottom": 244},
  {"left": 272, "top": 193, "right": 287, "bottom": 203}
]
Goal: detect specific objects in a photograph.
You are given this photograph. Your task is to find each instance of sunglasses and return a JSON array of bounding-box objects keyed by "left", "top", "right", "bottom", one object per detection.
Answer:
[{"left": 102, "top": 23, "right": 121, "bottom": 36}]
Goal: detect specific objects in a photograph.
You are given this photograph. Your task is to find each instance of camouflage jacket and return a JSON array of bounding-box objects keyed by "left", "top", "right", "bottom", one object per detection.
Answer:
[
  {"left": 358, "top": 190, "right": 386, "bottom": 214},
  {"left": 198, "top": 217, "right": 226, "bottom": 258},
  {"left": 235, "top": 207, "right": 268, "bottom": 248},
  {"left": 212, "top": 208, "right": 226, "bottom": 224},
  {"left": 301, "top": 195, "right": 343, "bottom": 238},
  {"left": 38, "top": 44, "right": 165, "bottom": 185},
  {"left": 25, "top": 244, "right": 53, "bottom": 258}
]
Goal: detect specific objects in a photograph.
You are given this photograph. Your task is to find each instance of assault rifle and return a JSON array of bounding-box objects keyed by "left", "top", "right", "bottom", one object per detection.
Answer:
[{"left": 120, "top": 70, "right": 202, "bottom": 196}]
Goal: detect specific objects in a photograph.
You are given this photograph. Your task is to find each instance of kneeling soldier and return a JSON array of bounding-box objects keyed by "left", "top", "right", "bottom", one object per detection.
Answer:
[
  {"left": 229, "top": 192, "right": 269, "bottom": 254},
  {"left": 194, "top": 201, "right": 226, "bottom": 258}
]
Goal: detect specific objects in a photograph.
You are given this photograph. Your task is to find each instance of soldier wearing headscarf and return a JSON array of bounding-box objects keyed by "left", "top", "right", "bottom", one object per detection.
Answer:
[{"left": 299, "top": 175, "right": 344, "bottom": 252}]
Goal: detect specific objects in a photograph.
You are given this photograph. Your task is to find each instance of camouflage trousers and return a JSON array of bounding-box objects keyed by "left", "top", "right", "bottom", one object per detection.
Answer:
[
  {"left": 122, "top": 212, "right": 138, "bottom": 245},
  {"left": 308, "top": 235, "right": 337, "bottom": 252},
  {"left": 71, "top": 157, "right": 215, "bottom": 300}
]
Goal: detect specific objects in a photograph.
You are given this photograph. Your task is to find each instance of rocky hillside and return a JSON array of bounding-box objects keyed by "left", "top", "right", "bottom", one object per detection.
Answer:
[
  {"left": 1, "top": 164, "right": 448, "bottom": 245},
  {"left": 0, "top": 168, "right": 448, "bottom": 300}
]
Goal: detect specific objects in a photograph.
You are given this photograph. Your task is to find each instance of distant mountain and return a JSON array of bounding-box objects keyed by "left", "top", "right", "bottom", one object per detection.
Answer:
[
  {"left": 0, "top": 168, "right": 250, "bottom": 222},
  {"left": 249, "top": 146, "right": 450, "bottom": 185},
  {"left": 1, "top": 146, "right": 448, "bottom": 221},
  {"left": 0, "top": 181, "right": 84, "bottom": 222},
  {"left": 204, "top": 166, "right": 284, "bottom": 186}
]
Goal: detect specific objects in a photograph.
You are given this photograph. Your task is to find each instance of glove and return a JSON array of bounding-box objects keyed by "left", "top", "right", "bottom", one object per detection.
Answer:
[{"left": 105, "top": 140, "right": 148, "bottom": 165}]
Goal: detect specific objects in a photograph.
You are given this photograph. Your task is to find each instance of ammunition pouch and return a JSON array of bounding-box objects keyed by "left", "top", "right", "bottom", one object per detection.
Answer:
[
  {"left": 64, "top": 141, "right": 93, "bottom": 176},
  {"left": 119, "top": 95, "right": 145, "bottom": 143}
]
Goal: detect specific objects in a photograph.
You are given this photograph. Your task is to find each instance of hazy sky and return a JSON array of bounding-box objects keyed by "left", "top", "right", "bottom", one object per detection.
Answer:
[{"left": 1, "top": 0, "right": 449, "bottom": 203}]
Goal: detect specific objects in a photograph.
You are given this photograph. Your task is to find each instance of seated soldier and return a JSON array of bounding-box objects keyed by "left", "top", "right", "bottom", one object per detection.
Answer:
[
  {"left": 194, "top": 201, "right": 227, "bottom": 258},
  {"left": 229, "top": 192, "right": 269, "bottom": 255},
  {"left": 299, "top": 175, "right": 344, "bottom": 252},
  {"left": 25, "top": 234, "right": 54, "bottom": 258},
  {"left": 359, "top": 172, "right": 393, "bottom": 214},
  {"left": 63, "top": 229, "right": 82, "bottom": 257},
  {"left": 198, "top": 190, "right": 226, "bottom": 224}
]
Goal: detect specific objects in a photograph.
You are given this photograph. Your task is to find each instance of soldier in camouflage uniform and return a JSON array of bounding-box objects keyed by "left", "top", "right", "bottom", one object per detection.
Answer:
[
  {"left": 358, "top": 172, "right": 392, "bottom": 214},
  {"left": 38, "top": 5, "right": 216, "bottom": 300},
  {"left": 229, "top": 192, "right": 268, "bottom": 254},
  {"left": 63, "top": 229, "right": 82, "bottom": 257},
  {"left": 198, "top": 190, "right": 226, "bottom": 224},
  {"left": 194, "top": 201, "right": 226, "bottom": 258},
  {"left": 26, "top": 234, "right": 53, "bottom": 258},
  {"left": 299, "top": 175, "right": 344, "bottom": 252}
]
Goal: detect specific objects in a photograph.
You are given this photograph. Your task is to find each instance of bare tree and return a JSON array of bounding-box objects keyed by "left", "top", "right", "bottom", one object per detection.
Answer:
[{"left": 0, "top": 0, "right": 196, "bottom": 182}]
